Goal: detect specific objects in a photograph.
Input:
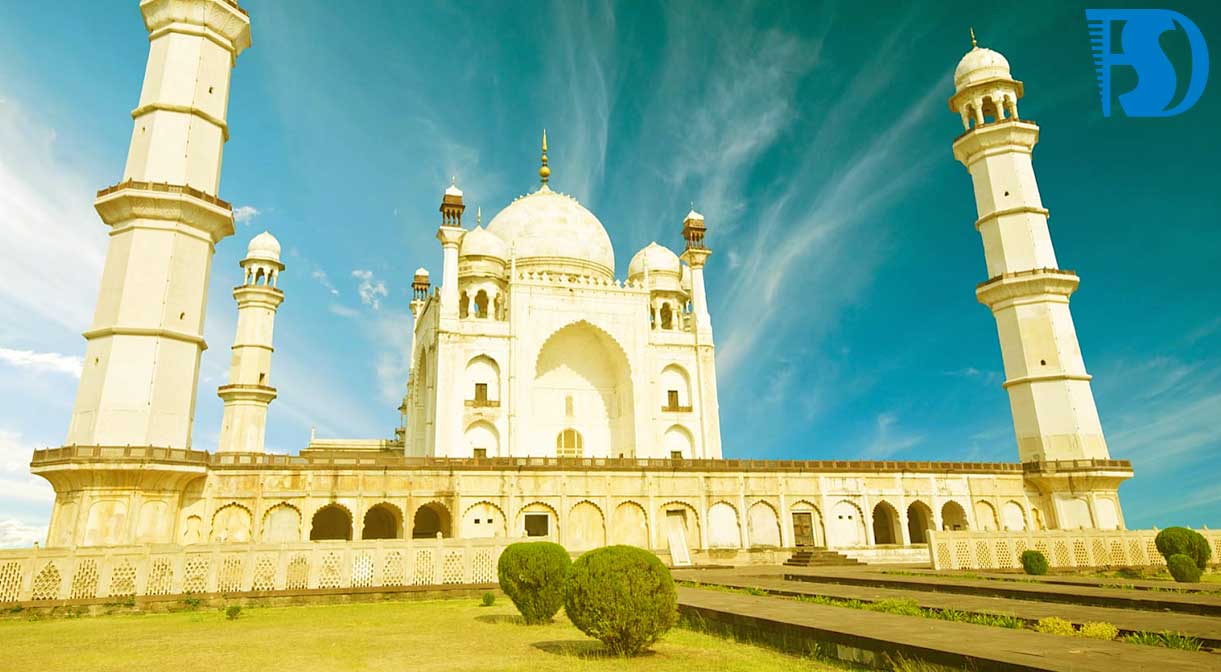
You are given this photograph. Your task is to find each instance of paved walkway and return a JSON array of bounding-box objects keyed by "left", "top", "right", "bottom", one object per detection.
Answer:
[
  {"left": 678, "top": 570, "right": 1221, "bottom": 646},
  {"left": 678, "top": 586, "right": 1221, "bottom": 672},
  {"left": 769, "top": 566, "right": 1221, "bottom": 616}
]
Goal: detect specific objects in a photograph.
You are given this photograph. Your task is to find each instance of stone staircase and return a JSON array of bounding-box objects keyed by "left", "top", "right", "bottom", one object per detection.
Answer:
[{"left": 783, "top": 548, "right": 862, "bottom": 567}]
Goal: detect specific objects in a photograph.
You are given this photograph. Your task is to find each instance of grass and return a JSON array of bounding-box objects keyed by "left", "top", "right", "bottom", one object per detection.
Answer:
[{"left": 0, "top": 598, "right": 849, "bottom": 672}]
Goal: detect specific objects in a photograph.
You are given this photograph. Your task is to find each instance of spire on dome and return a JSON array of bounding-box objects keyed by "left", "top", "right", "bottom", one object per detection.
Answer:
[
  {"left": 970, "top": 27, "right": 977, "bottom": 48},
  {"left": 539, "top": 129, "right": 551, "bottom": 187}
]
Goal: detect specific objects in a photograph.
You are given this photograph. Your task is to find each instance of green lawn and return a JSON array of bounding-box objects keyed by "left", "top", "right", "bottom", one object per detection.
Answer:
[{"left": 0, "top": 598, "right": 844, "bottom": 672}]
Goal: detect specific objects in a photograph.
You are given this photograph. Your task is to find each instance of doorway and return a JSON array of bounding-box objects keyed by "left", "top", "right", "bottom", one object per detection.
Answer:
[{"left": 792, "top": 512, "right": 816, "bottom": 547}]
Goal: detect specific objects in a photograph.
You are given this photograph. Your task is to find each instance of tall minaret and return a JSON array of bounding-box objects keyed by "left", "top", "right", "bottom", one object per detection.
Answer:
[
  {"left": 65, "top": 0, "right": 251, "bottom": 449},
  {"left": 950, "top": 34, "right": 1108, "bottom": 463},
  {"left": 679, "top": 209, "right": 722, "bottom": 459},
  {"left": 217, "top": 232, "right": 283, "bottom": 453},
  {"left": 437, "top": 180, "right": 465, "bottom": 319},
  {"left": 680, "top": 209, "right": 712, "bottom": 336}
]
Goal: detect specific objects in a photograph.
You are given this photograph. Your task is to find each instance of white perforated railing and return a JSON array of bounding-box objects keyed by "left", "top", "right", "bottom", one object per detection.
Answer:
[
  {"left": 0, "top": 538, "right": 507, "bottom": 604},
  {"left": 927, "top": 528, "right": 1221, "bottom": 571}
]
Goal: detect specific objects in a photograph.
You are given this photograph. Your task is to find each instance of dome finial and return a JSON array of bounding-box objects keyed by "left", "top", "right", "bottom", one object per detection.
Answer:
[
  {"left": 970, "top": 27, "right": 977, "bottom": 48},
  {"left": 539, "top": 129, "right": 551, "bottom": 186},
  {"left": 477, "top": 206, "right": 482, "bottom": 227}
]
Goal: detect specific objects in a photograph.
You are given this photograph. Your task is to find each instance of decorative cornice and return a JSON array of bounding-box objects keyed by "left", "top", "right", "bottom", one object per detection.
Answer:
[
  {"left": 1002, "top": 372, "right": 1092, "bottom": 389},
  {"left": 132, "top": 102, "right": 229, "bottom": 141},
  {"left": 82, "top": 325, "right": 207, "bottom": 350},
  {"left": 974, "top": 205, "right": 1051, "bottom": 231},
  {"left": 141, "top": 0, "right": 252, "bottom": 57}
]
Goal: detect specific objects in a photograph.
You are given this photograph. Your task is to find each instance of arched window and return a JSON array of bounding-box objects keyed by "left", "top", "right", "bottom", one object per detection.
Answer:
[
  {"left": 660, "top": 303, "right": 673, "bottom": 330},
  {"left": 557, "top": 428, "right": 583, "bottom": 458},
  {"left": 458, "top": 291, "right": 469, "bottom": 318},
  {"left": 474, "top": 290, "right": 489, "bottom": 318}
]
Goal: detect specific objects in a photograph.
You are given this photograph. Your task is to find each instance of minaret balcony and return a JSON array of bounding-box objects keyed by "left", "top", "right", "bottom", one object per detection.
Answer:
[
  {"left": 217, "top": 383, "right": 277, "bottom": 403},
  {"left": 95, "top": 180, "right": 235, "bottom": 243},
  {"left": 976, "top": 268, "right": 1079, "bottom": 308},
  {"left": 952, "top": 118, "right": 1039, "bottom": 162}
]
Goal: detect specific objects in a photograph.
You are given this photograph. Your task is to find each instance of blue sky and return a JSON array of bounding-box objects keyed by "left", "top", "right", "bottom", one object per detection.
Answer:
[{"left": 0, "top": 1, "right": 1218, "bottom": 546}]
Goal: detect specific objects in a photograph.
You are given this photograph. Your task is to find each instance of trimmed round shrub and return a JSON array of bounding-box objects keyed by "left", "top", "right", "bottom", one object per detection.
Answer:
[
  {"left": 1167, "top": 554, "right": 1203, "bottom": 583},
  {"left": 1020, "top": 549, "right": 1049, "bottom": 576},
  {"left": 481, "top": 591, "right": 496, "bottom": 607},
  {"left": 497, "top": 541, "right": 572, "bottom": 624},
  {"left": 564, "top": 545, "right": 678, "bottom": 656},
  {"left": 1155, "top": 527, "right": 1212, "bottom": 570}
]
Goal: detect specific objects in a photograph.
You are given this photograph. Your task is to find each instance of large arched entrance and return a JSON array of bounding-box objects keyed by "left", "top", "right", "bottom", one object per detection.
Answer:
[{"left": 533, "top": 322, "right": 634, "bottom": 458}]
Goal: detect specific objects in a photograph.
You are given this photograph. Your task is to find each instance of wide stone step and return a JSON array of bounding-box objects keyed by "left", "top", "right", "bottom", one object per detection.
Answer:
[{"left": 677, "top": 586, "right": 1221, "bottom": 672}]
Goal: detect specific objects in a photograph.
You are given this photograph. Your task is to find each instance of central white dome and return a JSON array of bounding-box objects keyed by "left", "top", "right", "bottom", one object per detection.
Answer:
[{"left": 486, "top": 186, "right": 614, "bottom": 279}]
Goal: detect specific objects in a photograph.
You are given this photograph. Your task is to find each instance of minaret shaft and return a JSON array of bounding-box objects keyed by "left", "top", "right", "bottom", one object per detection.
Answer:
[
  {"left": 218, "top": 234, "right": 282, "bottom": 454},
  {"left": 65, "top": 0, "right": 250, "bottom": 450},
  {"left": 951, "top": 69, "right": 1108, "bottom": 464}
]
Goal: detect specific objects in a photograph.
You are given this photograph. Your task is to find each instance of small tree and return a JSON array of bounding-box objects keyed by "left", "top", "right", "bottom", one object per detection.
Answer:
[
  {"left": 1167, "top": 554, "right": 1203, "bottom": 583},
  {"left": 1020, "top": 549, "right": 1049, "bottom": 576},
  {"left": 225, "top": 605, "right": 242, "bottom": 620},
  {"left": 497, "top": 542, "right": 571, "bottom": 624},
  {"left": 565, "top": 545, "right": 678, "bottom": 656},
  {"left": 1154, "top": 527, "right": 1212, "bottom": 570}
]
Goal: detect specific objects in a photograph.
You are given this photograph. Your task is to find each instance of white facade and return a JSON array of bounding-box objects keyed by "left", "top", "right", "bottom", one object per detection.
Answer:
[{"left": 402, "top": 149, "right": 722, "bottom": 460}]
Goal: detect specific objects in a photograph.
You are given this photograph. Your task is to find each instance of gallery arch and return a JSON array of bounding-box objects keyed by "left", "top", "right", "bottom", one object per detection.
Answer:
[
  {"left": 462, "top": 501, "right": 506, "bottom": 538},
  {"left": 261, "top": 503, "right": 301, "bottom": 543},
  {"left": 567, "top": 501, "right": 606, "bottom": 551},
  {"left": 465, "top": 355, "right": 500, "bottom": 404},
  {"left": 361, "top": 503, "right": 402, "bottom": 540},
  {"left": 871, "top": 501, "right": 901, "bottom": 545},
  {"left": 1001, "top": 501, "right": 1027, "bottom": 531},
  {"left": 412, "top": 502, "right": 452, "bottom": 539},
  {"left": 747, "top": 501, "right": 782, "bottom": 547},
  {"left": 309, "top": 504, "right": 352, "bottom": 541},
  {"left": 941, "top": 501, "right": 969, "bottom": 531},
  {"left": 610, "top": 501, "right": 649, "bottom": 548},
  {"left": 211, "top": 503, "right": 252, "bottom": 543},
  {"left": 906, "top": 501, "right": 934, "bottom": 544},
  {"left": 974, "top": 500, "right": 999, "bottom": 531},
  {"left": 789, "top": 501, "right": 825, "bottom": 547},
  {"left": 707, "top": 502, "right": 740, "bottom": 548},
  {"left": 831, "top": 500, "right": 866, "bottom": 547}
]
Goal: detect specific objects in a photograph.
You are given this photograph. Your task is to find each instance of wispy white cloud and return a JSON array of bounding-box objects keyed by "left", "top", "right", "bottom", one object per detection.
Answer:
[
  {"left": 864, "top": 412, "right": 925, "bottom": 458},
  {"left": 0, "top": 519, "right": 45, "bottom": 549},
  {"left": 352, "top": 269, "right": 389, "bottom": 310},
  {"left": 0, "top": 347, "right": 83, "bottom": 378},
  {"left": 233, "top": 204, "right": 261, "bottom": 224},
  {"left": 311, "top": 268, "right": 340, "bottom": 295},
  {"left": 0, "top": 97, "right": 105, "bottom": 333}
]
